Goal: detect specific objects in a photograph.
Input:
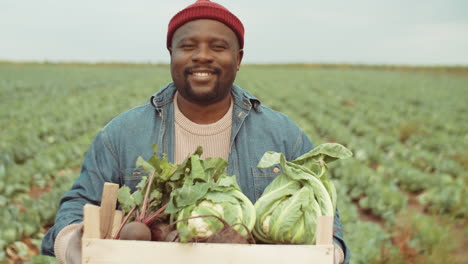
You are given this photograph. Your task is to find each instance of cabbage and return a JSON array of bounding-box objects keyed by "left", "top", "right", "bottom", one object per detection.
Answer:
[
  {"left": 166, "top": 151, "right": 256, "bottom": 241},
  {"left": 253, "top": 143, "right": 352, "bottom": 244}
]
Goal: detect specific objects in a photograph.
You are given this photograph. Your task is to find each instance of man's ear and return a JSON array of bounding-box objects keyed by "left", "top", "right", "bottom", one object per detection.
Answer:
[{"left": 237, "top": 49, "right": 244, "bottom": 71}]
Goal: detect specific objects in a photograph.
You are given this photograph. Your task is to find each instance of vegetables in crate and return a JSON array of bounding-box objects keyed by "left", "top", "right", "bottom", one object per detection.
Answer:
[
  {"left": 165, "top": 152, "right": 256, "bottom": 242},
  {"left": 116, "top": 145, "right": 255, "bottom": 243},
  {"left": 253, "top": 143, "right": 352, "bottom": 244},
  {"left": 116, "top": 145, "right": 184, "bottom": 240}
]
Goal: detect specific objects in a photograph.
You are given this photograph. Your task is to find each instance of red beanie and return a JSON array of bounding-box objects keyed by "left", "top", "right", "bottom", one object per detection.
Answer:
[{"left": 167, "top": 0, "right": 244, "bottom": 50}]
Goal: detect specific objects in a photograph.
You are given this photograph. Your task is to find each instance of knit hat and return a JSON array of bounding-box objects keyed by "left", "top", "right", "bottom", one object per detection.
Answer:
[{"left": 167, "top": 0, "right": 244, "bottom": 50}]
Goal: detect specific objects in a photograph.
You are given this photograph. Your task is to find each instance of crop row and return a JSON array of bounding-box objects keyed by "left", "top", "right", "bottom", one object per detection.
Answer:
[
  {"left": 240, "top": 67, "right": 466, "bottom": 218},
  {"left": 0, "top": 63, "right": 466, "bottom": 263}
]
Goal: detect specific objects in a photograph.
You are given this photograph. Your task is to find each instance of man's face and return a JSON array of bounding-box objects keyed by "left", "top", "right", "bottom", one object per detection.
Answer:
[{"left": 169, "top": 19, "right": 243, "bottom": 105}]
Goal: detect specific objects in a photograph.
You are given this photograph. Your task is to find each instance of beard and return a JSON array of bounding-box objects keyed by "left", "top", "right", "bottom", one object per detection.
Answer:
[
  {"left": 179, "top": 66, "right": 232, "bottom": 105},
  {"left": 182, "top": 80, "right": 231, "bottom": 105}
]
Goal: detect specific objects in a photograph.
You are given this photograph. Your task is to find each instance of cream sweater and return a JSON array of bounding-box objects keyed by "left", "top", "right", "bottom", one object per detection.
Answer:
[{"left": 173, "top": 93, "right": 233, "bottom": 163}]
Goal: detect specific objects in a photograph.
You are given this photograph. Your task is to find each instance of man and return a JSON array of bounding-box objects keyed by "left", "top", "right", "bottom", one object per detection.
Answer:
[{"left": 41, "top": 1, "right": 349, "bottom": 263}]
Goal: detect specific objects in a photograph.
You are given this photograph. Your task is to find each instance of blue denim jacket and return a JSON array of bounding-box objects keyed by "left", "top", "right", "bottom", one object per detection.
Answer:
[{"left": 42, "top": 83, "right": 349, "bottom": 263}]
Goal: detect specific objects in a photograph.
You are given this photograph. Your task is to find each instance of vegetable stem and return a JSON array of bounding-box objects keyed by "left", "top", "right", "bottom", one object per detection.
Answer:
[
  {"left": 114, "top": 205, "right": 137, "bottom": 239},
  {"left": 317, "top": 157, "right": 329, "bottom": 178},
  {"left": 140, "top": 169, "right": 157, "bottom": 221},
  {"left": 142, "top": 203, "right": 168, "bottom": 226}
]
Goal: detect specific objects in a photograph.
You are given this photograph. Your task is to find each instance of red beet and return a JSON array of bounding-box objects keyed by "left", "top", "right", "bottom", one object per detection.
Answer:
[
  {"left": 174, "top": 214, "right": 254, "bottom": 244},
  {"left": 150, "top": 222, "right": 174, "bottom": 241},
  {"left": 119, "top": 221, "right": 152, "bottom": 241},
  {"left": 205, "top": 217, "right": 252, "bottom": 244}
]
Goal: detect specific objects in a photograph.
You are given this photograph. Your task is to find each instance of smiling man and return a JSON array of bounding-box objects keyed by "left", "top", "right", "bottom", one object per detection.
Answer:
[
  {"left": 170, "top": 19, "right": 242, "bottom": 123},
  {"left": 170, "top": 18, "right": 242, "bottom": 107},
  {"left": 42, "top": 1, "right": 348, "bottom": 263}
]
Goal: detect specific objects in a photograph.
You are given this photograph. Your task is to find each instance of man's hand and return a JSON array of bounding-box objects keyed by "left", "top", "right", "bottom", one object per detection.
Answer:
[
  {"left": 64, "top": 224, "right": 84, "bottom": 264},
  {"left": 334, "top": 243, "right": 345, "bottom": 264}
]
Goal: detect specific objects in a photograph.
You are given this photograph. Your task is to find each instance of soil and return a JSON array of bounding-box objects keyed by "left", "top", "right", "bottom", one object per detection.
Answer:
[{"left": 356, "top": 189, "right": 468, "bottom": 264}]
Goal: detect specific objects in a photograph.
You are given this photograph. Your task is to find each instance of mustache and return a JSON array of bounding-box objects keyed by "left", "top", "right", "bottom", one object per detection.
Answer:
[{"left": 184, "top": 66, "right": 222, "bottom": 75}]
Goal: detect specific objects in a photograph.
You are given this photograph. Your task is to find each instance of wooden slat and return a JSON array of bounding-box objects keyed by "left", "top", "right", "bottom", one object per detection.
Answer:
[
  {"left": 99, "top": 183, "right": 119, "bottom": 239},
  {"left": 111, "top": 210, "right": 123, "bottom": 238},
  {"left": 316, "top": 215, "right": 333, "bottom": 245},
  {"left": 82, "top": 203, "right": 122, "bottom": 239},
  {"left": 82, "top": 239, "right": 334, "bottom": 264},
  {"left": 83, "top": 204, "right": 101, "bottom": 239}
]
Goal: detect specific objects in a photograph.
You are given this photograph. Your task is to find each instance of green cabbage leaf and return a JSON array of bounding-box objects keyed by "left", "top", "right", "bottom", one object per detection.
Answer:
[
  {"left": 165, "top": 150, "right": 256, "bottom": 242},
  {"left": 253, "top": 143, "right": 352, "bottom": 244}
]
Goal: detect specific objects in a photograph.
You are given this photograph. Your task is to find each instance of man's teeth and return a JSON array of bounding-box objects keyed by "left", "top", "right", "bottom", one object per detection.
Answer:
[{"left": 192, "top": 72, "right": 211, "bottom": 77}]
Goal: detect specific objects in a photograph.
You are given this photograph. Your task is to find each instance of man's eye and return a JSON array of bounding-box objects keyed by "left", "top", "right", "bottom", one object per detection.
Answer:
[
  {"left": 181, "top": 44, "right": 195, "bottom": 49},
  {"left": 212, "top": 45, "right": 227, "bottom": 50}
]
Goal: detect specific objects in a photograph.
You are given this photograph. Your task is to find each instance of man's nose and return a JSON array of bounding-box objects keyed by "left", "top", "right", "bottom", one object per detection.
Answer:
[{"left": 192, "top": 45, "right": 213, "bottom": 63}]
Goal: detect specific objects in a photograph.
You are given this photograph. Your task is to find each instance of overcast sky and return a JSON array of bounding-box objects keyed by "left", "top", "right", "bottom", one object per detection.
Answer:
[{"left": 1, "top": 0, "right": 467, "bottom": 65}]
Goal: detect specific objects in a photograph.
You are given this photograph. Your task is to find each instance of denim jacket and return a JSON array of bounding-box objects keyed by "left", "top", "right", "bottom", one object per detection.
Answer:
[{"left": 42, "top": 83, "right": 349, "bottom": 263}]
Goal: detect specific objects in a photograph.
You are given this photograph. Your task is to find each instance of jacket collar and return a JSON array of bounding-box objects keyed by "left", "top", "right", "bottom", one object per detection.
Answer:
[{"left": 150, "top": 82, "right": 262, "bottom": 113}]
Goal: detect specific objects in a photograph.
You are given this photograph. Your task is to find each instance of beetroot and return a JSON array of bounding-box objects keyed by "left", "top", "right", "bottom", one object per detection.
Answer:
[
  {"left": 174, "top": 214, "right": 255, "bottom": 244},
  {"left": 164, "top": 230, "right": 180, "bottom": 242},
  {"left": 119, "top": 221, "right": 152, "bottom": 241},
  {"left": 205, "top": 225, "right": 250, "bottom": 244},
  {"left": 150, "top": 222, "right": 174, "bottom": 241},
  {"left": 205, "top": 218, "right": 254, "bottom": 244},
  {"left": 114, "top": 197, "right": 168, "bottom": 239}
]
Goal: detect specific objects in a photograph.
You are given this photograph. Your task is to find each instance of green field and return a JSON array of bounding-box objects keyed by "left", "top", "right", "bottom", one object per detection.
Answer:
[{"left": 0, "top": 62, "right": 467, "bottom": 263}]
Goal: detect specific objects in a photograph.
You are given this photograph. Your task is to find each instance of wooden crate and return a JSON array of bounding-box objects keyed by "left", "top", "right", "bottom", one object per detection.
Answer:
[{"left": 81, "top": 183, "right": 335, "bottom": 264}]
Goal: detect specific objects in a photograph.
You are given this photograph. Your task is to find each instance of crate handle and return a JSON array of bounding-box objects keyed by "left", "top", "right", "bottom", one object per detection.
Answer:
[{"left": 83, "top": 183, "right": 122, "bottom": 239}]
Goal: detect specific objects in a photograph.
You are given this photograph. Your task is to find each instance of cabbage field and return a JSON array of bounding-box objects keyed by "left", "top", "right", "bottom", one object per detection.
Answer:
[{"left": 0, "top": 62, "right": 467, "bottom": 263}]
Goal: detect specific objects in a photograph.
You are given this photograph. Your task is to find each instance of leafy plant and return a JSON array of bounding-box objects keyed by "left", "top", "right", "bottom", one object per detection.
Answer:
[{"left": 253, "top": 143, "right": 352, "bottom": 244}]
